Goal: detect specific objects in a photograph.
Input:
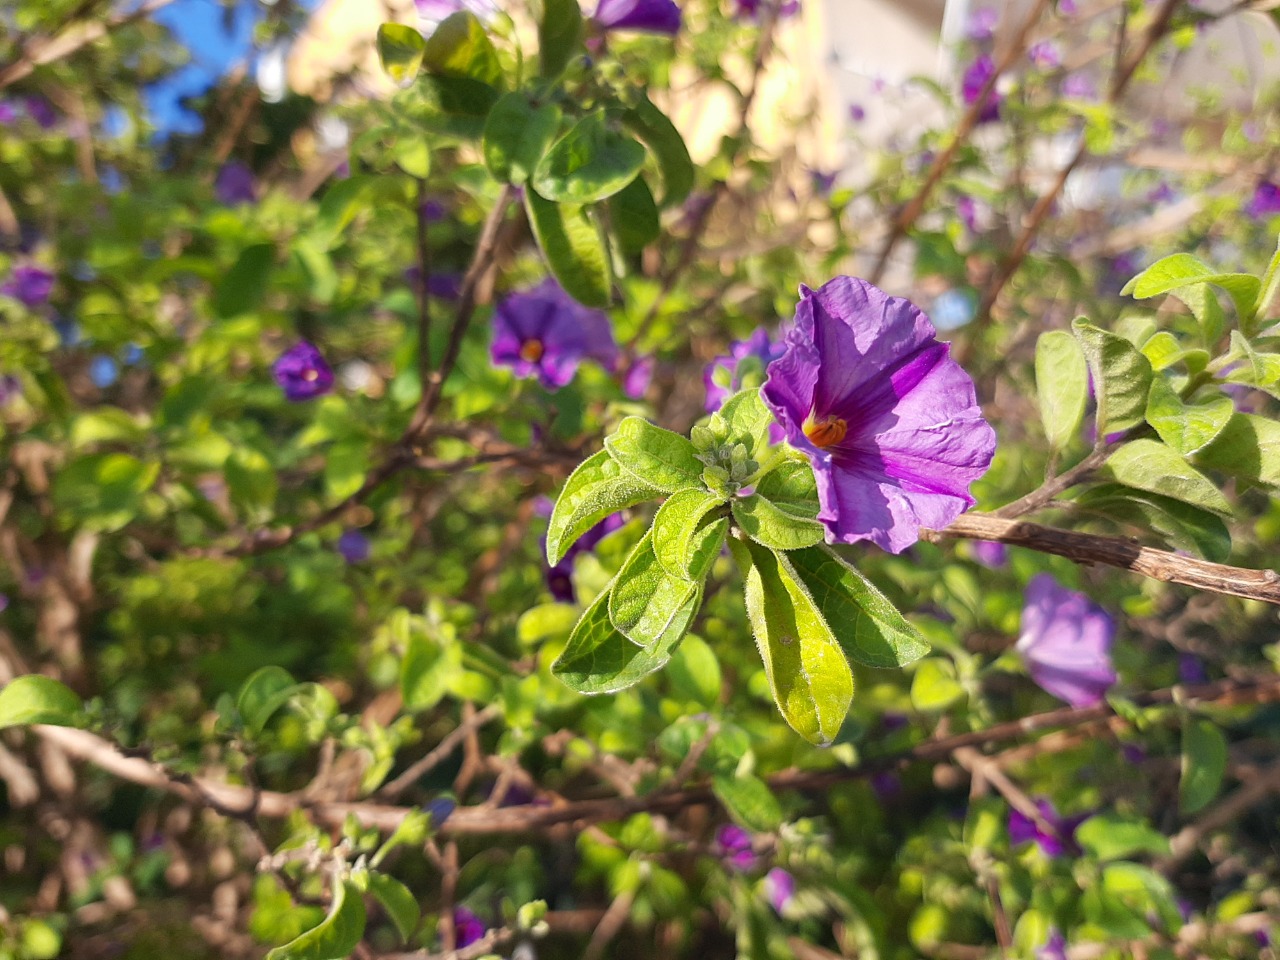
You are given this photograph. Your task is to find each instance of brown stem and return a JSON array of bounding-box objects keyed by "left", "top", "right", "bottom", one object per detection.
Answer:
[
  {"left": 991, "top": 445, "right": 1112, "bottom": 519},
  {"left": 925, "top": 513, "right": 1280, "bottom": 606},
  {"left": 377, "top": 704, "right": 501, "bottom": 802}
]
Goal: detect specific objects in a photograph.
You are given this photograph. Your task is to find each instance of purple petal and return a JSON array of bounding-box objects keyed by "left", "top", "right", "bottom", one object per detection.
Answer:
[
  {"left": 453, "top": 907, "right": 487, "bottom": 948},
  {"left": 763, "top": 868, "right": 795, "bottom": 913},
  {"left": 1016, "top": 574, "right": 1117, "bottom": 707},
  {"left": 492, "top": 279, "right": 617, "bottom": 390},
  {"left": 594, "top": 0, "right": 682, "bottom": 34},
  {"left": 215, "top": 162, "right": 257, "bottom": 205},
  {"left": 272, "top": 341, "right": 335, "bottom": 402}
]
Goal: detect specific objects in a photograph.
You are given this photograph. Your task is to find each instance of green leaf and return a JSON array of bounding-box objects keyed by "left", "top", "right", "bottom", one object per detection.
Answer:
[
  {"left": 607, "top": 532, "right": 699, "bottom": 646},
  {"left": 622, "top": 94, "right": 695, "bottom": 206},
  {"left": 603, "top": 417, "right": 704, "bottom": 492},
  {"left": 1099, "top": 863, "right": 1183, "bottom": 936},
  {"left": 482, "top": 93, "right": 561, "bottom": 185},
  {"left": 732, "top": 493, "right": 825, "bottom": 550},
  {"left": 1253, "top": 233, "right": 1280, "bottom": 324},
  {"left": 1035, "top": 330, "right": 1089, "bottom": 449},
  {"left": 1103, "top": 439, "right": 1230, "bottom": 515},
  {"left": 524, "top": 189, "right": 611, "bottom": 307},
  {"left": 1076, "top": 813, "right": 1171, "bottom": 861},
  {"left": 401, "top": 632, "right": 462, "bottom": 711},
  {"left": 367, "top": 874, "right": 420, "bottom": 944},
  {"left": 910, "top": 658, "right": 966, "bottom": 711},
  {"left": 1073, "top": 319, "right": 1154, "bottom": 435},
  {"left": 713, "top": 773, "right": 783, "bottom": 833},
  {"left": 552, "top": 584, "right": 701, "bottom": 694},
  {"left": 1140, "top": 331, "right": 1186, "bottom": 371},
  {"left": 0, "top": 676, "right": 81, "bottom": 729},
  {"left": 1123, "top": 252, "right": 1261, "bottom": 328},
  {"left": 787, "top": 545, "right": 930, "bottom": 668},
  {"left": 666, "top": 635, "right": 722, "bottom": 707},
  {"left": 1170, "top": 283, "right": 1225, "bottom": 347},
  {"left": 392, "top": 135, "right": 431, "bottom": 178},
  {"left": 1074, "top": 483, "right": 1231, "bottom": 562},
  {"left": 52, "top": 452, "right": 160, "bottom": 533},
  {"left": 546, "top": 450, "right": 661, "bottom": 565},
  {"left": 421, "top": 12, "right": 503, "bottom": 87},
  {"left": 753, "top": 460, "right": 820, "bottom": 520},
  {"left": 266, "top": 878, "right": 366, "bottom": 960},
  {"left": 729, "top": 536, "right": 853, "bottom": 745},
  {"left": 651, "top": 488, "right": 727, "bottom": 579},
  {"left": 1180, "top": 716, "right": 1227, "bottom": 814},
  {"left": 1194, "top": 412, "right": 1280, "bottom": 489},
  {"left": 312, "top": 175, "right": 377, "bottom": 249},
  {"left": 225, "top": 446, "right": 278, "bottom": 512},
  {"left": 532, "top": 111, "right": 646, "bottom": 205},
  {"left": 236, "top": 666, "right": 305, "bottom": 735},
  {"left": 718, "top": 388, "right": 775, "bottom": 460},
  {"left": 609, "top": 175, "right": 660, "bottom": 255},
  {"left": 1145, "top": 377, "right": 1233, "bottom": 456},
  {"left": 376, "top": 23, "right": 426, "bottom": 84},
  {"left": 1224, "top": 330, "right": 1280, "bottom": 401},
  {"left": 213, "top": 243, "right": 274, "bottom": 318},
  {"left": 539, "top": 0, "right": 584, "bottom": 78}
]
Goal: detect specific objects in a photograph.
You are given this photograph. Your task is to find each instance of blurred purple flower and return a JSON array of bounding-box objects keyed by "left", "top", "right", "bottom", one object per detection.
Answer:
[
  {"left": 1016, "top": 573, "right": 1117, "bottom": 708},
  {"left": 736, "top": 0, "right": 801, "bottom": 18},
  {"left": 761, "top": 277, "right": 996, "bottom": 553},
  {"left": 715, "top": 824, "right": 757, "bottom": 871},
  {"left": 453, "top": 907, "right": 487, "bottom": 949},
  {"left": 1148, "top": 181, "right": 1176, "bottom": 203},
  {"left": 1247, "top": 181, "right": 1280, "bottom": 219},
  {"left": 0, "top": 594, "right": 8, "bottom": 613},
  {"left": 1178, "top": 653, "right": 1208, "bottom": 684},
  {"left": 416, "top": 0, "right": 498, "bottom": 22},
  {"left": 763, "top": 868, "right": 795, "bottom": 913},
  {"left": 337, "top": 530, "right": 371, "bottom": 564},
  {"left": 1059, "top": 0, "right": 1078, "bottom": 14},
  {"left": 1009, "top": 798, "right": 1083, "bottom": 858},
  {"left": 491, "top": 279, "right": 618, "bottom": 390},
  {"left": 89, "top": 355, "right": 119, "bottom": 388},
  {"left": 2, "top": 264, "right": 54, "bottom": 307},
  {"left": 621, "top": 355, "right": 654, "bottom": 399},
  {"left": 849, "top": 103, "right": 866, "bottom": 122},
  {"left": 1121, "top": 742, "right": 1147, "bottom": 765},
  {"left": 961, "top": 55, "right": 1001, "bottom": 123},
  {"left": 967, "top": 7, "right": 998, "bottom": 40},
  {"left": 957, "top": 195, "right": 980, "bottom": 233},
  {"left": 1243, "top": 120, "right": 1262, "bottom": 143},
  {"left": 420, "top": 198, "right": 448, "bottom": 221},
  {"left": 811, "top": 169, "right": 838, "bottom": 196},
  {"left": 1028, "top": 41, "right": 1061, "bottom": 69},
  {"left": 870, "top": 771, "right": 902, "bottom": 800},
  {"left": 0, "top": 102, "right": 16, "bottom": 124},
  {"left": 272, "top": 341, "right": 335, "bottom": 402},
  {"left": 973, "top": 540, "right": 1008, "bottom": 568},
  {"left": 1062, "top": 73, "right": 1096, "bottom": 99},
  {"left": 593, "top": 0, "right": 682, "bottom": 34},
  {"left": 24, "top": 96, "right": 57, "bottom": 129},
  {"left": 427, "top": 273, "right": 462, "bottom": 301},
  {"left": 0, "top": 375, "right": 19, "bottom": 406},
  {"left": 704, "top": 328, "right": 784, "bottom": 412},
  {"left": 1036, "top": 928, "right": 1068, "bottom": 960},
  {"left": 215, "top": 162, "right": 257, "bottom": 205},
  {"left": 426, "top": 797, "right": 456, "bottom": 826}
]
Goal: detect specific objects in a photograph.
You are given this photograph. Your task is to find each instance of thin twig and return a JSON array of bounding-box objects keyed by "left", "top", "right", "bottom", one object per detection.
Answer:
[
  {"left": 924, "top": 513, "right": 1280, "bottom": 607},
  {"left": 378, "top": 704, "right": 501, "bottom": 802}
]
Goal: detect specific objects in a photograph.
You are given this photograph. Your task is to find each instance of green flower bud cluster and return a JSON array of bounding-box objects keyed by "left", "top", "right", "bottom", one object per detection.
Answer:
[{"left": 692, "top": 413, "right": 758, "bottom": 495}]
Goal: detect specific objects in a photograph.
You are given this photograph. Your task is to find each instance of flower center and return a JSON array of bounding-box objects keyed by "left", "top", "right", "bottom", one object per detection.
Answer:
[
  {"left": 803, "top": 414, "right": 848, "bottom": 448},
  {"left": 519, "top": 339, "right": 544, "bottom": 363},
  {"left": 302, "top": 368, "right": 318, "bottom": 382}
]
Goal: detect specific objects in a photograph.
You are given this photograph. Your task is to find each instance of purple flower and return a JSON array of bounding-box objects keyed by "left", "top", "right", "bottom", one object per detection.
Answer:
[
  {"left": 425, "top": 797, "right": 456, "bottom": 826},
  {"left": 761, "top": 277, "right": 996, "bottom": 554},
  {"left": 849, "top": 103, "right": 866, "bottom": 122},
  {"left": 491, "top": 279, "right": 618, "bottom": 390},
  {"left": 972, "top": 540, "right": 1008, "bottom": 568},
  {"left": 870, "top": 771, "right": 902, "bottom": 800},
  {"left": 420, "top": 198, "right": 448, "bottom": 222},
  {"left": 1059, "top": 0, "right": 1078, "bottom": 14},
  {"left": 453, "top": 907, "right": 487, "bottom": 949},
  {"left": 715, "top": 824, "right": 757, "bottom": 871},
  {"left": 0, "top": 102, "right": 16, "bottom": 124},
  {"left": 811, "top": 169, "right": 838, "bottom": 196},
  {"left": 1028, "top": 41, "right": 1061, "bottom": 69},
  {"left": 956, "top": 194, "right": 980, "bottom": 233},
  {"left": 0, "top": 594, "right": 8, "bottom": 613},
  {"left": 763, "top": 868, "right": 795, "bottom": 913},
  {"left": 1009, "top": 798, "right": 1082, "bottom": 858},
  {"left": 2, "top": 264, "right": 54, "bottom": 307},
  {"left": 1015, "top": 574, "right": 1117, "bottom": 708},
  {"left": 1178, "top": 653, "right": 1208, "bottom": 684},
  {"left": 593, "top": 0, "right": 682, "bottom": 35},
  {"left": 1036, "top": 928, "right": 1068, "bottom": 960},
  {"left": 1247, "top": 181, "right": 1280, "bottom": 219},
  {"left": 337, "top": 530, "right": 371, "bottom": 564},
  {"left": 416, "top": 0, "right": 498, "bottom": 22},
  {"left": 24, "top": 96, "right": 57, "bottom": 129},
  {"left": 1062, "top": 73, "right": 1097, "bottom": 99},
  {"left": 961, "top": 55, "right": 1002, "bottom": 123},
  {"left": 704, "top": 328, "right": 785, "bottom": 412},
  {"left": 272, "top": 341, "right": 335, "bottom": 402},
  {"left": 0, "top": 375, "right": 20, "bottom": 406},
  {"left": 215, "top": 162, "right": 257, "bottom": 205},
  {"left": 537, "top": 498, "right": 625, "bottom": 602},
  {"left": 621, "top": 355, "right": 654, "bottom": 399},
  {"left": 735, "top": 0, "right": 801, "bottom": 19},
  {"left": 967, "top": 7, "right": 998, "bottom": 40},
  {"left": 1148, "top": 181, "right": 1176, "bottom": 204}
]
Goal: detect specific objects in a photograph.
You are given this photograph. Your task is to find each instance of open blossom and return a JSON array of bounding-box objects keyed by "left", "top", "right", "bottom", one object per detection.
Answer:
[
  {"left": 272, "top": 341, "right": 335, "bottom": 402},
  {"left": 967, "top": 7, "right": 998, "bottom": 40},
  {"left": 215, "top": 162, "right": 257, "bottom": 205},
  {"left": 761, "top": 277, "right": 996, "bottom": 554},
  {"left": 715, "top": 824, "right": 758, "bottom": 871},
  {"left": 1028, "top": 41, "right": 1061, "bottom": 69},
  {"left": 337, "top": 530, "right": 371, "bottom": 564},
  {"left": 763, "top": 868, "right": 795, "bottom": 913},
  {"left": 593, "top": 0, "right": 682, "bottom": 35},
  {"left": 491, "top": 279, "right": 618, "bottom": 390},
  {"left": 961, "top": 55, "right": 1002, "bottom": 123},
  {"left": 1247, "top": 181, "right": 1280, "bottom": 219},
  {"left": 1016, "top": 574, "right": 1117, "bottom": 707},
  {"left": 705, "top": 328, "right": 785, "bottom": 412},
  {"left": 1009, "top": 798, "right": 1084, "bottom": 858},
  {"left": 2, "top": 264, "right": 54, "bottom": 307}
]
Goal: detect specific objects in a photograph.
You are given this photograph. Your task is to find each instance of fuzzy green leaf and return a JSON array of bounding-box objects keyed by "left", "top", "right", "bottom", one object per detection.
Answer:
[
  {"left": 1035, "top": 330, "right": 1089, "bottom": 449},
  {"left": 524, "top": 190, "right": 611, "bottom": 307},
  {"left": 713, "top": 773, "right": 783, "bottom": 833},
  {"left": 651, "top": 488, "right": 727, "bottom": 579},
  {"left": 0, "top": 676, "right": 81, "bottom": 730},
  {"left": 732, "top": 492, "right": 825, "bottom": 550},
  {"left": 603, "top": 417, "right": 704, "bottom": 493},
  {"left": 236, "top": 666, "right": 305, "bottom": 735},
  {"left": 532, "top": 111, "right": 646, "bottom": 205},
  {"left": 1194, "top": 412, "right": 1280, "bottom": 489},
  {"left": 608, "top": 532, "right": 700, "bottom": 647},
  {"left": 421, "top": 12, "right": 504, "bottom": 87},
  {"left": 1075, "top": 483, "right": 1231, "bottom": 562},
  {"left": 1103, "top": 439, "right": 1230, "bottom": 515},
  {"left": 483, "top": 93, "right": 561, "bottom": 185},
  {"left": 621, "top": 93, "right": 694, "bottom": 206},
  {"left": 1180, "top": 716, "right": 1227, "bottom": 814},
  {"left": 609, "top": 175, "right": 660, "bottom": 255},
  {"left": 753, "top": 460, "right": 820, "bottom": 520},
  {"left": 266, "top": 878, "right": 366, "bottom": 960},
  {"left": 367, "top": 874, "right": 420, "bottom": 944},
  {"left": 1145, "top": 377, "right": 1234, "bottom": 456},
  {"left": 538, "top": 0, "right": 584, "bottom": 78},
  {"left": 718, "top": 388, "right": 774, "bottom": 459},
  {"left": 1073, "top": 319, "right": 1154, "bottom": 435},
  {"left": 546, "top": 449, "right": 660, "bottom": 565}
]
